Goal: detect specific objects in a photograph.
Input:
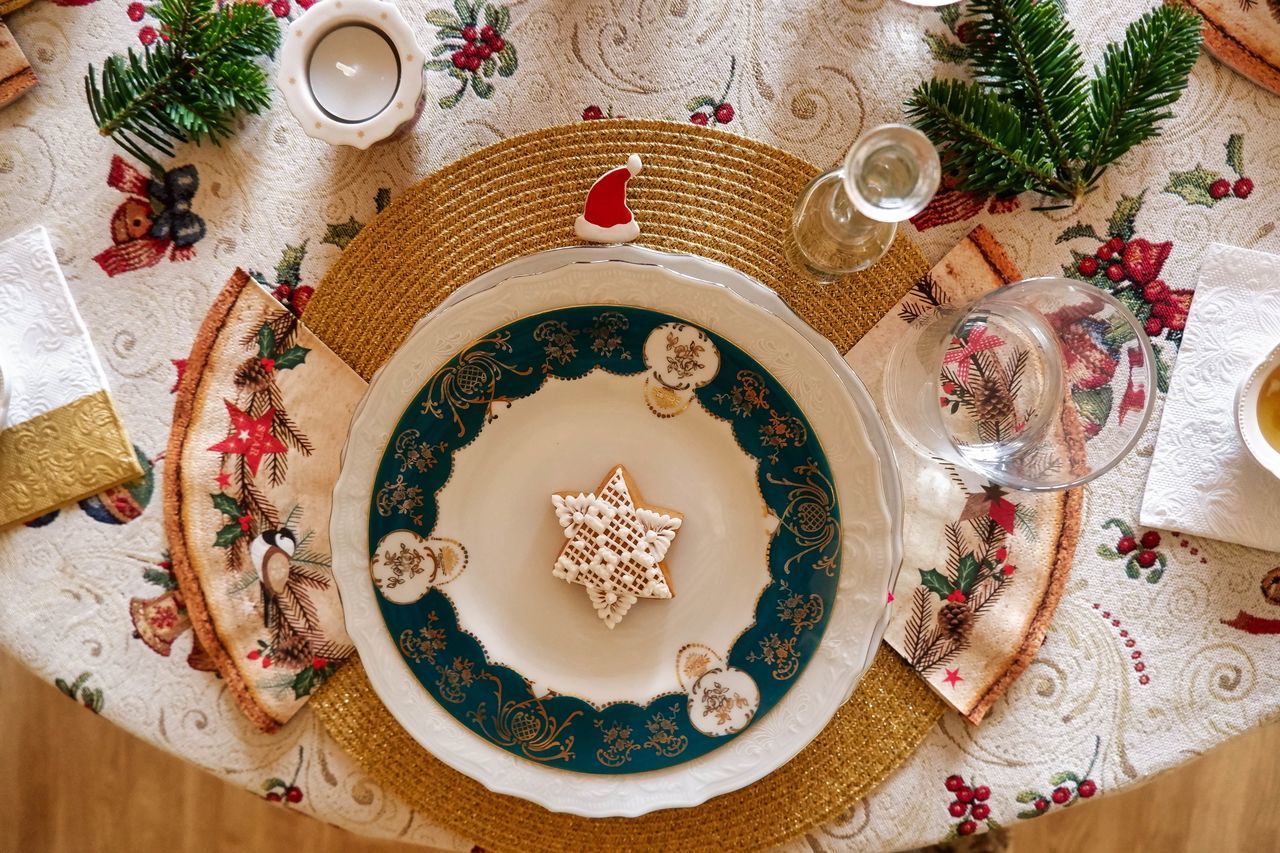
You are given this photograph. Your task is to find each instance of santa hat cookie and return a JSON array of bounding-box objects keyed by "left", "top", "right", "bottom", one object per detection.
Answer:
[{"left": 574, "top": 154, "right": 642, "bottom": 243}]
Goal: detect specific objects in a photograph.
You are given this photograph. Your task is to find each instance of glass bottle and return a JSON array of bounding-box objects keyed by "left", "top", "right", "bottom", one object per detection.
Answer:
[{"left": 791, "top": 124, "right": 941, "bottom": 277}]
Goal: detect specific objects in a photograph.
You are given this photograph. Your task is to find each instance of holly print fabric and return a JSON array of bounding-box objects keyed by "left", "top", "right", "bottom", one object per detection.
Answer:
[{"left": 4, "top": 0, "right": 1280, "bottom": 850}]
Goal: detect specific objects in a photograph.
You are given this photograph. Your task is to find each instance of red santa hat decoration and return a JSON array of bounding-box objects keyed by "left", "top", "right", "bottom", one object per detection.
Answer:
[{"left": 574, "top": 154, "right": 643, "bottom": 243}]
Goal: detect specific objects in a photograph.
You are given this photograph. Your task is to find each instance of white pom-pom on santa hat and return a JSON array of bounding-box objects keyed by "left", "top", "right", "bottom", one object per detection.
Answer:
[{"left": 574, "top": 154, "right": 643, "bottom": 244}]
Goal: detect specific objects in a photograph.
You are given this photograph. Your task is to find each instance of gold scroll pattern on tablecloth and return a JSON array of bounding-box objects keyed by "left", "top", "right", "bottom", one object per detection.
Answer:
[
  {"left": 305, "top": 119, "right": 945, "bottom": 851},
  {"left": 0, "top": 389, "right": 142, "bottom": 528}
]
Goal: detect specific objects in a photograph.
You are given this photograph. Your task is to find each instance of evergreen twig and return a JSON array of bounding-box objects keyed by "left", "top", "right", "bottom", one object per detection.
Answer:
[
  {"left": 906, "top": 2, "right": 1202, "bottom": 202},
  {"left": 85, "top": 0, "right": 280, "bottom": 174}
]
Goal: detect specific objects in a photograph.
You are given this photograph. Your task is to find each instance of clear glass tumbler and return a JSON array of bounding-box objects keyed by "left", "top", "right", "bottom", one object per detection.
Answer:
[
  {"left": 791, "top": 124, "right": 941, "bottom": 276},
  {"left": 883, "top": 277, "right": 1156, "bottom": 491}
]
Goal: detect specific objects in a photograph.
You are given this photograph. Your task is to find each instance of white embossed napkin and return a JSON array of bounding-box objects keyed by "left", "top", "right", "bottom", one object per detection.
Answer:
[
  {"left": 1140, "top": 243, "right": 1280, "bottom": 551},
  {"left": 0, "top": 226, "right": 142, "bottom": 527}
]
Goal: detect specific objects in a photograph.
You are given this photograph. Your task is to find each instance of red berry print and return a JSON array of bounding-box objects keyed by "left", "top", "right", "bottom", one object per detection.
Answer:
[
  {"left": 1077, "top": 256, "right": 1099, "bottom": 276},
  {"left": 1051, "top": 786, "right": 1070, "bottom": 804},
  {"left": 1144, "top": 317, "right": 1164, "bottom": 336},
  {"left": 247, "top": 649, "right": 261, "bottom": 660},
  {"left": 994, "top": 548, "right": 1007, "bottom": 563},
  {"left": 690, "top": 112, "right": 709, "bottom": 126},
  {"left": 1002, "top": 564, "right": 1016, "bottom": 576},
  {"left": 1233, "top": 177, "right": 1254, "bottom": 199},
  {"left": 945, "top": 774, "right": 964, "bottom": 792},
  {"left": 237, "top": 514, "right": 253, "bottom": 532},
  {"left": 127, "top": 2, "right": 145, "bottom": 21},
  {"left": 949, "top": 801, "right": 968, "bottom": 818},
  {"left": 285, "top": 786, "right": 303, "bottom": 803},
  {"left": 297, "top": 0, "right": 315, "bottom": 8},
  {"left": 715, "top": 102, "right": 735, "bottom": 124},
  {"left": 271, "top": 0, "right": 289, "bottom": 17},
  {"left": 311, "top": 656, "right": 329, "bottom": 670},
  {"left": 973, "top": 785, "right": 991, "bottom": 802},
  {"left": 466, "top": 55, "right": 483, "bottom": 72},
  {"left": 1034, "top": 798, "right": 1049, "bottom": 812},
  {"left": 265, "top": 791, "right": 282, "bottom": 802},
  {"left": 138, "top": 25, "right": 158, "bottom": 45},
  {"left": 1107, "top": 236, "right": 1125, "bottom": 253},
  {"left": 476, "top": 42, "right": 492, "bottom": 60},
  {"left": 451, "top": 51, "right": 467, "bottom": 68},
  {"left": 480, "top": 24, "right": 496, "bottom": 41},
  {"left": 1096, "top": 244, "right": 1114, "bottom": 261},
  {"left": 262, "top": 656, "right": 273, "bottom": 668},
  {"left": 956, "top": 786, "right": 974, "bottom": 803},
  {"left": 1116, "top": 535, "right": 1137, "bottom": 554},
  {"left": 957, "top": 820, "right": 977, "bottom": 836},
  {"left": 582, "top": 105, "right": 604, "bottom": 121},
  {"left": 461, "top": 25, "right": 478, "bottom": 41},
  {"left": 971, "top": 803, "right": 991, "bottom": 820},
  {"left": 1078, "top": 779, "right": 1097, "bottom": 798},
  {"left": 946, "top": 589, "right": 967, "bottom": 603},
  {"left": 1136, "top": 550, "right": 1157, "bottom": 568},
  {"left": 260, "top": 357, "right": 275, "bottom": 372},
  {"left": 1105, "top": 263, "right": 1125, "bottom": 282},
  {"left": 490, "top": 36, "right": 505, "bottom": 52},
  {"left": 1209, "top": 178, "right": 1231, "bottom": 199},
  {"left": 1140, "top": 530, "right": 1161, "bottom": 549}
]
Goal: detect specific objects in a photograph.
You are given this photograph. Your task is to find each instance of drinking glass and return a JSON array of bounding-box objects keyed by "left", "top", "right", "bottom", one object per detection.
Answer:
[
  {"left": 882, "top": 277, "right": 1156, "bottom": 491},
  {"left": 791, "top": 124, "right": 941, "bottom": 276}
]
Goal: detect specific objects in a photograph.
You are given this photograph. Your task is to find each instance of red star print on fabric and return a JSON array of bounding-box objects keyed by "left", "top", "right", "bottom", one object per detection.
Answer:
[
  {"left": 207, "top": 400, "right": 287, "bottom": 475},
  {"left": 170, "top": 358, "right": 188, "bottom": 393},
  {"left": 887, "top": 590, "right": 894, "bottom": 603},
  {"left": 214, "top": 471, "right": 231, "bottom": 489},
  {"left": 960, "top": 483, "right": 1018, "bottom": 534},
  {"left": 943, "top": 667, "right": 963, "bottom": 688},
  {"left": 942, "top": 324, "right": 1005, "bottom": 384}
]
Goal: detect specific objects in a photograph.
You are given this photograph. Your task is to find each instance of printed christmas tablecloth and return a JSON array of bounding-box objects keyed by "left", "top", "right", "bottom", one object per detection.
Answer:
[{"left": 2, "top": 0, "right": 1280, "bottom": 849}]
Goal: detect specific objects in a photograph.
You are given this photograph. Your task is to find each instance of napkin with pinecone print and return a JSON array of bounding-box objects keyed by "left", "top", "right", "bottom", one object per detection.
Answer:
[
  {"left": 846, "top": 226, "right": 1083, "bottom": 723},
  {"left": 165, "top": 270, "right": 364, "bottom": 732}
]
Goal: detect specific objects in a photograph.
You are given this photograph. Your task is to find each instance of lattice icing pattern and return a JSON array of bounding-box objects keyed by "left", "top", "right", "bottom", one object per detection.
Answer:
[{"left": 551, "top": 466, "right": 683, "bottom": 628}]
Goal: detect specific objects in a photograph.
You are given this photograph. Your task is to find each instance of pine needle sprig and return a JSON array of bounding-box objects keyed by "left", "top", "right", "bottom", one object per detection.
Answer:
[
  {"left": 906, "top": 1, "right": 1202, "bottom": 203},
  {"left": 86, "top": 0, "right": 280, "bottom": 174},
  {"left": 1082, "top": 6, "right": 1206, "bottom": 186}
]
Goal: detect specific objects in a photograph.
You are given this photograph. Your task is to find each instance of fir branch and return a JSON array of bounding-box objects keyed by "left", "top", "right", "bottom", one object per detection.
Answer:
[
  {"left": 907, "top": 4, "right": 1202, "bottom": 202},
  {"left": 1082, "top": 4, "right": 1203, "bottom": 185},
  {"left": 905, "top": 78, "right": 1060, "bottom": 198},
  {"left": 966, "top": 0, "right": 1088, "bottom": 165},
  {"left": 85, "top": 0, "right": 280, "bottom": 173}
]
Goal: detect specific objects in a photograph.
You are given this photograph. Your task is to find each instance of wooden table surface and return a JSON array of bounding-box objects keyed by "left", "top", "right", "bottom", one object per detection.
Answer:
[{"left": 2, "top": 649, "right": 1277, "bottom": 852}]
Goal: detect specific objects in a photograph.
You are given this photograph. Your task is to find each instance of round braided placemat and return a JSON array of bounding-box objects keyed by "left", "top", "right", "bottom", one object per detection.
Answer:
[{"left": 305, "top": 119, "right": 946, "bottom": 852}]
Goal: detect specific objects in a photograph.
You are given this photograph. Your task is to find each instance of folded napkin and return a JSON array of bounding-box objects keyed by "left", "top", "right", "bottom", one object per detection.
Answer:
[
  {"left": 166, "top": 270, "right": 363, "bottom": 731},
  {"left": 0, "top": 227, "right": 142, "bottom": 527},
  {"left": 847, "top": 226, "right": 1079, "bottom": 723},
  {"left": 1141, "top": 243, "right": 1280, "bottom": 550}
]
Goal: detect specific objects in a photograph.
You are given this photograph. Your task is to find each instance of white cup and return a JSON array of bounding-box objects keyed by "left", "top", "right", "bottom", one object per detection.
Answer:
[{"left": 1237, "top": 342, "right": 1280, "bottom": 480}]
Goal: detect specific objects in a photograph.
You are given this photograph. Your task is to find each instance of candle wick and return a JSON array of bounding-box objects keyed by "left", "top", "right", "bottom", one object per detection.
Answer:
[{"left": 335, "top": 61, "right": 358, "bottom": 77}]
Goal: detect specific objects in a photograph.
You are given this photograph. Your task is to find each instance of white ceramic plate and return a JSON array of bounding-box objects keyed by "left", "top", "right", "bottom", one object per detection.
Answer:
[{"left": 331, "top": 253, "right": 902, "bottom": 816}]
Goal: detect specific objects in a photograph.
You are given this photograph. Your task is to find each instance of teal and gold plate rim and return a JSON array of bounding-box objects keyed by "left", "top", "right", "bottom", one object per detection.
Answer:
[{"left": 367, "top": 303, "right": 840, "bottom": 775}]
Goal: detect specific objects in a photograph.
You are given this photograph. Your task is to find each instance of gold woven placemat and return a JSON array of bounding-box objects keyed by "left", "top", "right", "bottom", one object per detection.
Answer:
[{"left": 305, "top": 119, "right": 946, "bottom": 851}]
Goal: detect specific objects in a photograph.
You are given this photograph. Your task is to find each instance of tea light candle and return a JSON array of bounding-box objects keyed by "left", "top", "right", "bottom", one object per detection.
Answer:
[
  {"left": 309, "top": 25, "right": 399, "bottom": 122},
  {"left": 279, "top": 0, "right": 425, "bottom": 148}
]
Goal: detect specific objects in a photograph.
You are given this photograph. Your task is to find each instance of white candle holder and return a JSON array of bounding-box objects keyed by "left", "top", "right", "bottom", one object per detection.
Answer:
[{"left": 279, "top": 0, "right": 425, "bottom": 149}]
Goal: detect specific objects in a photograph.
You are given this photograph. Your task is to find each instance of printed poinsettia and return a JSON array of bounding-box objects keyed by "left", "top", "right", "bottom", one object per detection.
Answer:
[
  {"left": 1164, "top": 134, "right": 1255, "bottom": 207},
  {"left": 1058, "top": 193, "right": 1193, "bottom": 349}
]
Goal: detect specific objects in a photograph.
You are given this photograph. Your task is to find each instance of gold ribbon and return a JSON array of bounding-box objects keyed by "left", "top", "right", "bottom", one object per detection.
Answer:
[{"left": 306, "top": 119, "right": 945, "bottom": 851}]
